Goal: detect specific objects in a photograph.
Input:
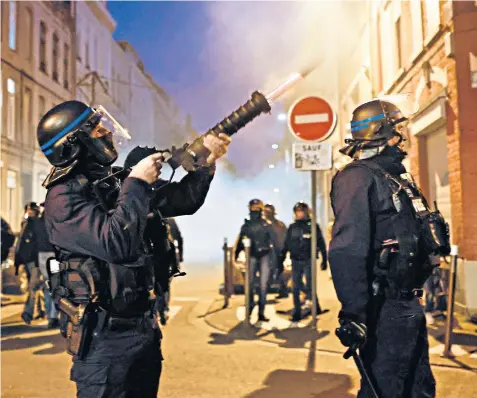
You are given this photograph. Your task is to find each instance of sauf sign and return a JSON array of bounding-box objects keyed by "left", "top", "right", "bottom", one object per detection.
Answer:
[{"left": 292, "top": 142, "right": 332, "bottom": 171}]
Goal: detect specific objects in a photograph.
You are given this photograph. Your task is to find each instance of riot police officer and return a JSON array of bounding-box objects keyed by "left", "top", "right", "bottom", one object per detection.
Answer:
[
  {"left": 235, "top": 199, "right": 277, "bottom": 322},
  {"left": 281, "top": 202, "right": 327, "bottom": 322},
  {"left": 263, "top": 203, "right": 288, "bottom": 299},
  {"left": 37, "top": 100, "right": 231, "bottom": 397},
  {"left": 330, "top": 99, "right": 449, "bottom": 397}
]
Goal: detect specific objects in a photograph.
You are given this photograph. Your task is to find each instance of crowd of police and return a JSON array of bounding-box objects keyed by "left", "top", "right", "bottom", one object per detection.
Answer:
[
  {"left": 0, "top": 96, "right": 451, "bottom": 398},
  {"left": 234, "top": 199, "right": 328, "bottom": 323}
]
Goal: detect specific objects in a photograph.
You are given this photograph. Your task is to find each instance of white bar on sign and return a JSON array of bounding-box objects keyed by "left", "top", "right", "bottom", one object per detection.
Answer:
[{"left": 295, "top": 113, "right": 329, "bottom": 124}]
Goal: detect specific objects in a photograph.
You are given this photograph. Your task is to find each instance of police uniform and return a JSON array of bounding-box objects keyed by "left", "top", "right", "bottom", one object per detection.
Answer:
[
  {"left": 38, "top": 101, "right": 217, "bottom": 398},
  {"left": 264, "top": 204, "right": 288, "bottom": 297},
  {"left": 165, "top": 218, "right": 183, "bottom": 263},
  {"left": 330, "top": 99, "right": 449, "bottom": 398},
  {"left": 235, "top": 199, "right": 278, "bottom": 321},
  {"left": 281, "top": 207, "right": 327, "bottom": 321}
]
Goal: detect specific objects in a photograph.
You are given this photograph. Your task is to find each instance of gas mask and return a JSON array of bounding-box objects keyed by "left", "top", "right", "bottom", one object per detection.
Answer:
[{"left": 250, "top": 209, "right": 263, "bottom": 220}]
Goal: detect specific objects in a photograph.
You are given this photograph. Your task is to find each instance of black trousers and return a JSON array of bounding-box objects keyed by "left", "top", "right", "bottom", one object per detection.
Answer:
[
  {"left": 358, "top": 298, "right": 436, "bottom": 398},
  {"left": 291, "top": 259, "right": 321, "bottom": 317},
  {"left": 70, "top": 315, "right": 163, "bottom": 398}
]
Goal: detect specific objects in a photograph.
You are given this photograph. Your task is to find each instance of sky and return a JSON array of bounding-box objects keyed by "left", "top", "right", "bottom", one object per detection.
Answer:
[{"left": 107, "top": 1, "right": 344, "bottom": 263}]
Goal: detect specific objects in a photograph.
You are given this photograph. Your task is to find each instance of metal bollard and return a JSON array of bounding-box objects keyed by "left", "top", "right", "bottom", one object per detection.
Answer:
[
  {"left": 443, "top": 245, "right": 459, "bottom": 358},
  {"left": 227, "top": 247, "right": 234, "bottom": 301},
  {"left": 223, "top": 238, "right": 230, "bottom": 308},
  {"left": 243, "top": 237, "right": 252, "bottom": 326}
]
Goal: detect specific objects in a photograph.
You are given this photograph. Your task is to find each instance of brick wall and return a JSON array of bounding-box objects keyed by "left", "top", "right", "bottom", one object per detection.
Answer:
[
  {"left": 397, "top": 1, "right": 477, "bottom": 261},
  {"left": 453, "top": 1, "right": 477, "bottom": 261}
]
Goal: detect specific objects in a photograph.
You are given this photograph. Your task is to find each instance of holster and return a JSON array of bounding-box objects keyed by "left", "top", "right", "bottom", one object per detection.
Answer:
[{"left": 58, "top": 298, "right": 92, "bottom": 359}]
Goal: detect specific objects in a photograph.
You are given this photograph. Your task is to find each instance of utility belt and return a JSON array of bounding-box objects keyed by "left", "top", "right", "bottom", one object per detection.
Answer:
[
  {"left": 384, "top": 287, "right": 423, "bottom": 301},
  {"left": 46, "top": 256, "right": 157, "bottom": 359},
  {"left": 57, "top": 295, "right": 158, "bottom": 359}
]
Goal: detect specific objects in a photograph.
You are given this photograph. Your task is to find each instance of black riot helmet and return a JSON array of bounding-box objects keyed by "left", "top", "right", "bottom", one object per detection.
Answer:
[
  {"left": 249, "top": 199, "right": 264, "bottom": 212},
  {"left": 37, "top": 100, "right": 131, "bottom": 167},
  {"left": 293, "top": 201, "right": 310, "bottom": 219},
  {"left": 24, "top": 202, "right": 40, "bottom": 214},
  {"left": 264, "top": 203, "right": 276, "bottom": 214},
  {"left": 340, "top": 99, "right": 408, "bottom": 158}
]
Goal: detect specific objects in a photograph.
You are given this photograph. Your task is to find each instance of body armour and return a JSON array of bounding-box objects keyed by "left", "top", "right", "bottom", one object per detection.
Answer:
[
  {"left": 48, "top": 174, "right": 154, "bottom": 317},
  {"left": 339, "top": 158, "right": 450, "bottom": 291}
]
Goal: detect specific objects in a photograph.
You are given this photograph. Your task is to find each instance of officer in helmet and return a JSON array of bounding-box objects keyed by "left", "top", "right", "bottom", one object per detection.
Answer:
[
  {"left": 235, "top": 199, "right": 278, "bottom": 322},
  {"left": 38, "top": 100, "right": 231, "bottom": 397},
  {"left": 330, "top": 98, "right": 447, "bottom": 397},
  {"left": 280, "top": 201, "right": 327, "bottom": 322},
  {"left": 263, "top": 203, "right": 288, "bottom": 299}
]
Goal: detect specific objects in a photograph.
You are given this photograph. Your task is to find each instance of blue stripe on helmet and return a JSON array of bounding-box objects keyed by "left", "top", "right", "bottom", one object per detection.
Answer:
[
  {"left": 44, "top": 148, "right": 53, "bottom": 156},
  {"left": 350, "top": 112, "right": 385, "bottom": 127},
  {"left": 351, "top": 124, "right": 371, "bottom": 132},
  {"left": 40, "top": 107, "right": 93, "bottom": 151}
]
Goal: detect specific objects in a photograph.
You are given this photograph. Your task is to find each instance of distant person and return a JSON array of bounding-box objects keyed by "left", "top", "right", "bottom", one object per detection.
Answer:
[
  {"left": 263, "top": 203, "right": 288, "bottom": 299},
  {"left": 281, "top": 201, "right": 328, "bottom": 322},
  {"left": 235, "top": 199, "right": 278, "bottom": 322},
  {"left": 35, "top": 203, "right": 59, "bottom": 328},
  {"left": 15, "top": 202, "right": 45, "bottom": 324},
  {"left": 1, "top": 218, "right": 15, "bottom": 263}
]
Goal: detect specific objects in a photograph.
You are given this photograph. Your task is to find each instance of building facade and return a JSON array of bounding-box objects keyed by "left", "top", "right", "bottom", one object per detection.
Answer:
[
  {"left": 334, "top": 0, "right": 477, "bottom": 315},
  {"left": 1, "top": 0, "right": 75, "bottom": 231},
  {"left": 75, "top": 1, "right": 190, "bottom": 166}
]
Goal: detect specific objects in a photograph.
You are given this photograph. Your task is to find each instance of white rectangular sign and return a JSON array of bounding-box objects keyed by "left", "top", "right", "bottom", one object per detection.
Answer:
[{"left": 292, "top": 142, "right": 332, "bottom": 171}]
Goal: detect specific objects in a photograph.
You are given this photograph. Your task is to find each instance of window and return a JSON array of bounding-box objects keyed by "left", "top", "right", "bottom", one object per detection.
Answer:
[
  {"left": 111, "top": 67, "right": 116, "bottom": 101},
  {"left": 64, "top": 43, "right": 69, "bottom": 89},
  {"left": 8, "top": 0, "right": 17, "bottom": 50},
  {"left": 410, "top": 0, "right": 424, "bottom": 57},
  {"left": 25, "top": 8, "right": 33, "bottom": 61},
  {"left": 23, "top": 88, "right": 32, "bottom": 143},
  {"left": 40, "top": 22, "right": 47, "bottom": 73},
  {"left": 380, "top": 5, "right": 394, "bottom": 89},
  {"left": 38, "top": 95, "right": 46, "bottom": 122},
  {"left": 52, "top": 33, "right": 59, "bottom": 82},
  {"left": 76, "top": 26, "right": 82, "bottom": 62},
  {"left": 422, "top": 0, "right": 441, "bottom": 42},
  {"left": 6, "top": 170, "right": 17, "bottom": 227},
  {"left": 85, "top": 42, "right": 90, "bottom": 70},
  {"left": 395, "top": 16, "right": 403, "bottom": 70},
  {"left": 93, "top": 38, "right": 98, "bottom": 71},
  {"left": 470, "top": 52, "right": 477, "bottom": 89},
  {"left": 7, "top": 79, "right": 16, "bottom": 140}
]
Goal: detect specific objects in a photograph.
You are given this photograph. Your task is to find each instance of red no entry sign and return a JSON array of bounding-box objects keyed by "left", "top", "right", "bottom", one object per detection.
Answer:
[{"left": 287, "top": 96, "right": 336, "bottom": 142}]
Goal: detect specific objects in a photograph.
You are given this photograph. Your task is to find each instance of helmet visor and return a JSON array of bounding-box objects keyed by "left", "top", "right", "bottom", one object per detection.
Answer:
[
  {"left": 79, "top": 106, "right": 131, "bottom": 165},
  {"left": 376, "top": 93, "right": 419, "bottom": 120}
]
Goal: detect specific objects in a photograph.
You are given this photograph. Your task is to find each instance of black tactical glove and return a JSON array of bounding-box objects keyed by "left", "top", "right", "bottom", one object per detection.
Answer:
[
  {"left": 320, "top": 261, "right": 328, "bottom": 271},
  {"left": 124, "top": 146, "right": 165, "bottom": 170},
  {"left": 335, "top": 319, "right": 367, "bottom": 351}
]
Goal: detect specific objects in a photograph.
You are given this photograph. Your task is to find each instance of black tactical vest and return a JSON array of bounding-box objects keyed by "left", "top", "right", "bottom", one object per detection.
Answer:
[
  {"left": 49, "top": 174, "right": 155, "bottom": 317},
  {"left": 342, "top": 159, "right": 449, "bottom": 290}
]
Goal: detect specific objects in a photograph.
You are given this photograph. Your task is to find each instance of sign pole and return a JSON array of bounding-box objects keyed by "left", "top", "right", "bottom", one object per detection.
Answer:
[
  {"left": 287, "top": 95, "right": 337, "bottom": 330},
  {"left": 310, "top": 170, "right": 318, "bottom": 328}
]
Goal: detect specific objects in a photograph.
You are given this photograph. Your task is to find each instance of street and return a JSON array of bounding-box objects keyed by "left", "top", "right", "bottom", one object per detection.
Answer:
[{"left": 2, "top": 263, "right": 476, "bottom": 398}]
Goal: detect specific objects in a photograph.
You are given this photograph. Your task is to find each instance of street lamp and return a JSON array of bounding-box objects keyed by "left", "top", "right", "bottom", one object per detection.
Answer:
[
  {"left": 277, "top": 113, "right": 287, "bottom": 122},
  {"left": 271, "top": 144, "right": 279, "bottom": 150}
]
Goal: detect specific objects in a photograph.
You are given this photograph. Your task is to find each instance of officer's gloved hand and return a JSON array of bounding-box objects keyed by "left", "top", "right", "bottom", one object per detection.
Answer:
[{"left": 335, "top": 319, "right": 367, "bottom": 351}]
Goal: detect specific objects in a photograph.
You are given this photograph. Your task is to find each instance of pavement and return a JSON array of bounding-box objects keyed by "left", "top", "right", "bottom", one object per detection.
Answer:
[
  {"left": 205, "top": 271, "right": 477, "bottom": 370},
  {"left": 1, "top": 263, "right": 477, "bottom": 397}
]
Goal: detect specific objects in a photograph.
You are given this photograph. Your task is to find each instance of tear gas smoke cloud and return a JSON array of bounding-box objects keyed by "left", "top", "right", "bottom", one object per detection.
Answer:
[{"left": 172, "top": 1, "right": 370, "bottom": 263}]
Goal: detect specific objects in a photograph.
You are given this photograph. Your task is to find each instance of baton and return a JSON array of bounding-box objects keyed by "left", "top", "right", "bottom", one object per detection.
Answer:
[{"left": 344, "top": 348, "right": 382, "bottom": 398}]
